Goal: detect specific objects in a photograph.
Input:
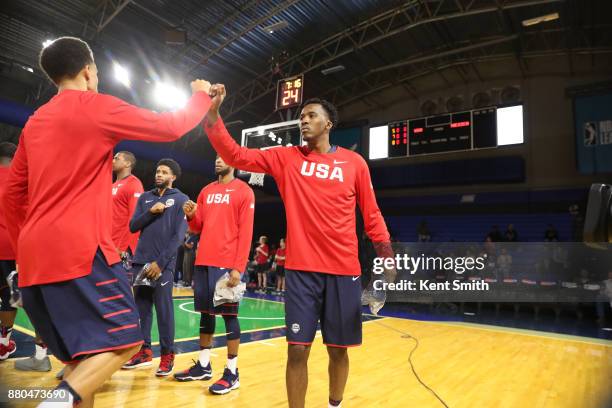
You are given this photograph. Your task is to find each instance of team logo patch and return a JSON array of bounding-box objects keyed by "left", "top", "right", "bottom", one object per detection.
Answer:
[
  {"left": 291, "top": 323, "right": 300, "bottom": 334},
  {"left": 165, "top": 198, "right": 175, "bottom": 207}
]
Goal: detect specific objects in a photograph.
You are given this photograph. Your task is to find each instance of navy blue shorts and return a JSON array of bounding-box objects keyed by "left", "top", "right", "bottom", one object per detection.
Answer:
[
  {"left": 285, "top": 270, "right": 362, "bottom": 348},
  {"left": 0, "top": 260, "right": 16, "bottom": 312},
  {"left": 193, "top": 266, "right": 239, "bottom": 316},
  {"left": 21, "top": 250, "right": 143, "bottom": 363}
]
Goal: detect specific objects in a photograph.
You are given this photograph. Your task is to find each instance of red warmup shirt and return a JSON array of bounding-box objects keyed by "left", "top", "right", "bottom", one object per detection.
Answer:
[
  {"left": 1, "top": 90, "right": 211, "bottom": 287},
  {"left": 255, "top": 244, "right": 269, "bottom": 265},
  {"left": 188, "top": 178, "right": 254, "bottom": 272},
  {"left": 0, "top": 166, "right": 15, "bottom": 260},
  {"left": 112, "top": 174, "right": 144, "bottom": 253},
  {"left": 275, "top": 247, "right": 286, "bottom": 266},
  {"left": 204, "top": 118, "right": 390, "bottom": 276}
]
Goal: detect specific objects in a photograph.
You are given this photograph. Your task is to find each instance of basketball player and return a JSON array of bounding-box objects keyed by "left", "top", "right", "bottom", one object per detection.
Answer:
[
  {"left": 112, "top": 150, "right": 144, "bottom": 279},
  {"left": 122, "top": 159, "right": 188, "bottom": 376},
  {"left": 174, "top": 155, "right": 254, "bottom": 395},
  {"left": 203, "top": 84, "right": 394, "bottom": 408},
  {"left": 0, "top": 143, "right": 18, "bottom": 362},
  {"left": 3, "top": 144, "right": 52, "bottom": 372},
  {"left": 0, "top": 36, "right": 213, "bottom": 407}
]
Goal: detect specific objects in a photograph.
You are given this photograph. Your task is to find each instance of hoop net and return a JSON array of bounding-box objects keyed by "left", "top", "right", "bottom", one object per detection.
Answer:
[{"left": 248, "top": 172, "right": 265, "bottom": 187}]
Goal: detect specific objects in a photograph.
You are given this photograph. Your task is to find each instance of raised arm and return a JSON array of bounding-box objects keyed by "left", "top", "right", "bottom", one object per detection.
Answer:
[
  {"left": 203, "top": 84, "right": 284, "bottom": 176},
  {"left": 99, "top": 80, "right": 212, "bottom": 143}
]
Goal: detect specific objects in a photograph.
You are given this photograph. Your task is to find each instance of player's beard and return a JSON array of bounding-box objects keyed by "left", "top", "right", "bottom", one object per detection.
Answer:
[
  {"left": 215, "top": 166, "right": 231, "bottom": 177},
  {"left": 155, "top": 179, "right": 171, "bottom": 189}
]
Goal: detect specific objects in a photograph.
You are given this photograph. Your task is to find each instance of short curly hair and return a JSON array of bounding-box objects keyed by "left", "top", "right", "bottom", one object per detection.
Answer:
[
  {"left": 0, "top": 142, "right": 17, "bottom": 159},
  {"left": 157, "top": 158, "right": 182, "bottom": 179},
  {"left": 302, "top": 98, "right": 339, "bottom": 129},
  {"left": 39, "top": 37, "right": 94, "bottom": 84}
]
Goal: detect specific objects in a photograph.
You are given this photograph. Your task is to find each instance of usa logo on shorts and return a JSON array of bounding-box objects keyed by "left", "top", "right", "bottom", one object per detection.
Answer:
[{"left": 291, "top": 323, "right": 300, "bottom": 333}]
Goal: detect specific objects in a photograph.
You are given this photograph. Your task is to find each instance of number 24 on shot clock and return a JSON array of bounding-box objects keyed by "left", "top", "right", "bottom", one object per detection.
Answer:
[{"left": 276, "top": 74, "right": 304, "bottom": 110}]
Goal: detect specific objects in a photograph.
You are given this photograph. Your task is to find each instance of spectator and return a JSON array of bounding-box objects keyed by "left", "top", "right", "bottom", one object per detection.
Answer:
[
  {"left": 569, "top": 204, "right": 584, "bottom": 242},
  {"left": 275, "top": 238, "right": 287, "bottom": 294},
  {"left": 596, "top": 270, "right": 612, "bottom": 326},
  {"left": 417, "top": 220, "right": 431, "bottom": 242},
  {"left": 483, "top": 236, "right": 496, "bottom": 257},
  {"left": 497, "top": 248, "right": 513, "bottom": 278},
  {"left": 268, "top": 243, "right": 277, "bottom": 289},
  {"left": 254, "top": 236, "right": 269, "bottom": 293},
  {"left": 174, "top": 231, "right": 188, "bottom": 286},
  {"left": 504, "top": 224, "right": 518, "bottom": 242},
  {"left": 182, "top": 231, "right": 199, "bottom": 287},
  {"left": 576, "top": 268, "right": 593, "bottom": 285},
  {"left": 486, "top": 225, "right": 503, "bottom": 242},
  {"left": 544, "top": 224, "right": 559, "bottom": 242}
]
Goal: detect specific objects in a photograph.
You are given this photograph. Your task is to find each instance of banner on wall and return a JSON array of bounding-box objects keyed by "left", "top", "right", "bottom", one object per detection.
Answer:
[{"left": 574, "top": 93, "right": 612, "bottom": 174}]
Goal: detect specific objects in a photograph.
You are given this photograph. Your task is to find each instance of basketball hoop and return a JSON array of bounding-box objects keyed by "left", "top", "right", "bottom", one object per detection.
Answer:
[{"left": 248, "top": 172, "right": 265, "bottom": 187}]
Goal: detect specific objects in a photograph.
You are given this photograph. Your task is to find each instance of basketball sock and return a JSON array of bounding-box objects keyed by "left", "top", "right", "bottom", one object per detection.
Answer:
[
  {"left": 34, "top": 343, "right": 48, "bottom": 360},
  {"left": 227, "top": 354, "right": 238, "bottom": 374},
  {"left": 329, "top": 398, "right": 342, "bottom": 407},
  {"left": 41, "top": 380, "right": 81, "bottom": 407},
  {"left": 0, "top": 326, "right": 12, "bottom": 346},
  {"left": 198, "top": 347, "right": 211, "bottom": 367}
]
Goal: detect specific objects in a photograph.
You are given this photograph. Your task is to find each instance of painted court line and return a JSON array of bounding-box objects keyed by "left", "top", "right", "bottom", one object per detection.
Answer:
[
  {"left": 177, "top": 300, "right": 285, "bottom": 320},
  {"left": 377, "top": 315, "right": 612, "bottom": 347}
]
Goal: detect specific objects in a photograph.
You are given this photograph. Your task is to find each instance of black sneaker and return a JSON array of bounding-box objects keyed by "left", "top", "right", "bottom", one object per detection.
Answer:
[
  {"left": 209, "top": 367, "right": 240, "bottom": 394},
  {"left": 174, "top": 359, "right": 212, "bottom": 381}
]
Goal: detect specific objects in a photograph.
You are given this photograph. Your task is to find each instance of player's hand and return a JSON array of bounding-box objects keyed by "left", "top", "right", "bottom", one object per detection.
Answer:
[
  {"left": 183, "top": 200, "right": 198, "bottom": 219},
  {"left": 145, "top": 262, "right": 162, "bottom": 280},
  {"left": 227, "top": 269, "right": 241, "bottom": 287},
  {"left": 209, "top": 84, "right": 226, "bottom": 111},
  {"left": 191, "top": 79, "right": 211, "bottom": 95},
  {"left": 150, "top": 202, "right": 166, "bottom": 215}
]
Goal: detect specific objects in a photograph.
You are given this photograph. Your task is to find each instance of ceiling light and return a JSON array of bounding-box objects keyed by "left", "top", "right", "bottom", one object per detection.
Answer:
[
  {"left": 262, "top": 20, "right": 289, "bottom": 34},
  {"left": 522, "top": 12, "right": 559, "bottom": 27}
]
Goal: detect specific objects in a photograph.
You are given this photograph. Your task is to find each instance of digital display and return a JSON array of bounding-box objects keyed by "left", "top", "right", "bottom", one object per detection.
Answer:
[
  {"left": 368, "top": 105, "right": 524, "bottom": 160},
  {"left": 388, "top": 121, "right": 408, "bottom": 157},
  {"left": 409, "top": 111, "right": 471, "bottom": 156},
  {"left": 276, "top": 75, "right": 304, "bottom": 110}
]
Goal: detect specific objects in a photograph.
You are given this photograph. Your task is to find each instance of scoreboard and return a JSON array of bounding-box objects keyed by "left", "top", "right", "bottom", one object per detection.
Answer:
[
  {"left": 276, "top": 75, "right": 304, "bottom": 110},
  {"left": 369, "top": 105, "right": 523, "bottom": 160}
]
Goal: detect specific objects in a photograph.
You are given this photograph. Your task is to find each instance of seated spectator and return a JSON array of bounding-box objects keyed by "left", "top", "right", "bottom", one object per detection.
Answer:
[
  {"left": 504, "top": 224, "right": 518, "bottom": 242},
  {"left": 497, "top": 248, "right": 513, "bottom": 278},
  {"left": 486, "top": 225, "right": 503, "bottom": 242},
  {"left": 544, "top": 224, "right": 559, "bottom": 242},
  {"left": 417, "top": 220, "right": 431, "bottom": 242}
]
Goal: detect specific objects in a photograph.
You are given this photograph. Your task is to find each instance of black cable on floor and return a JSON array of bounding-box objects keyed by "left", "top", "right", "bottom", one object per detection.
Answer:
[{"left": 373, "top": 319, "right": 450, "bottom": 408}]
